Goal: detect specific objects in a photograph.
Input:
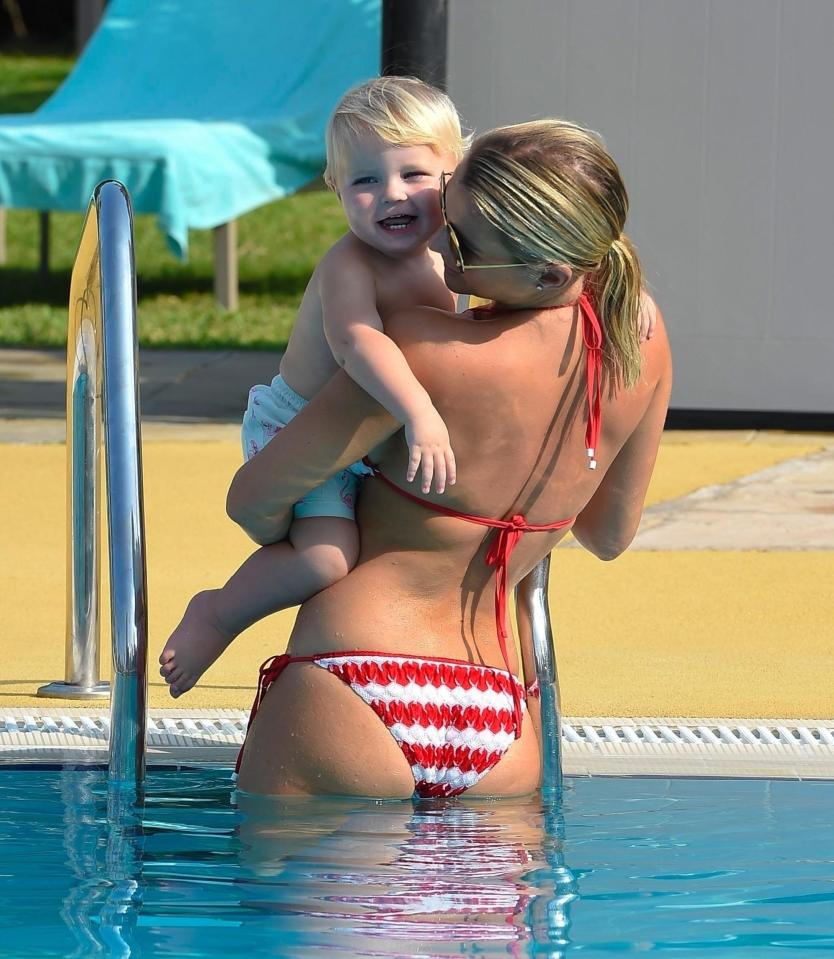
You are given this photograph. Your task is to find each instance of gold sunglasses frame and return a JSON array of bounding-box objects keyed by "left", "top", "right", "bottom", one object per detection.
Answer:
[{"left": 439, "top": 172, "right": 531, "bottom": 273}]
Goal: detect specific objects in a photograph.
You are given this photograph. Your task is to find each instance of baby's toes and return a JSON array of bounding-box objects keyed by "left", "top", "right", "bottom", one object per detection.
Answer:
[
  {"left": 167, "top": 666, "right": 185, "bottom": 686},
  {"left": 169, "top": 674, "right": 194, "bottom": 698}
]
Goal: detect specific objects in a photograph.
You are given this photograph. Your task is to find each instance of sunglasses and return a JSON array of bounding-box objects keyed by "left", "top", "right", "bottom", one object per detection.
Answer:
[{"left": 439, "top": 171, "right": 531, "bottom": 272}]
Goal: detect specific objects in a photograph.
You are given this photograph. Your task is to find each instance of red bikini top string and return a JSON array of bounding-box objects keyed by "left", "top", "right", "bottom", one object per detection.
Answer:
[
  {"left": 363, "top": 460, "right": 573, "bottom": 738},
  {"left": 579, "top": 292, "right": 604, "bottom": 470}
]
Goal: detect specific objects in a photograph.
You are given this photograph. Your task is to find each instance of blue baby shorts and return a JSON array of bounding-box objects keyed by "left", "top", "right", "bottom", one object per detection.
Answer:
[{"left": 241, "top": 374, "right": 371, "bottom": 521}]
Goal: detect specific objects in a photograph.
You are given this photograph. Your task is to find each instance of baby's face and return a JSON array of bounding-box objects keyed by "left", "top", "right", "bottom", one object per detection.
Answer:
[{"left": 336, "top": 133, "right": 454, "bottom": 258}]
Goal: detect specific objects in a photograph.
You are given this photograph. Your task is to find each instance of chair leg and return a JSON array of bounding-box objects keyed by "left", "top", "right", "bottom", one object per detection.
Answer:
[
  {"left": 76, "top": 0, "right": 107, "bottom": 54},
  {"left": 39, "top": 211, "right": 50, "bottom": 279},
  {"left": 213, "top": 220, "right": 239, "bottom": 311}
]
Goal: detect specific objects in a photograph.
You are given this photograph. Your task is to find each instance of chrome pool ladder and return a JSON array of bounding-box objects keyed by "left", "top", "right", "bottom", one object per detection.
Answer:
[
  {"left": 37, "top": 180, "right": 148, "bottom": 787},
  {"left": 517, "top": 556, "right": 564, "bottom": 798}
]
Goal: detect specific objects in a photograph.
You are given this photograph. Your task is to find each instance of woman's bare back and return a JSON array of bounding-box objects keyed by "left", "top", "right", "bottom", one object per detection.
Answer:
[{"left": 290, "top": 297, "right": 668, "bottom": 658}]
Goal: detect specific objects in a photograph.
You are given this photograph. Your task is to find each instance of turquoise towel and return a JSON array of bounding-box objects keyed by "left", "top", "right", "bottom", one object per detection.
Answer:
[{"left": 0, "top": 0, "right": 380, "bottom": 257}]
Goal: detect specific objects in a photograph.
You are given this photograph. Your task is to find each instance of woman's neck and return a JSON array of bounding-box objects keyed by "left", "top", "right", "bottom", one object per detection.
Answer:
[{"left": 487, "top": 278, "right": 586, "bottom": 313}]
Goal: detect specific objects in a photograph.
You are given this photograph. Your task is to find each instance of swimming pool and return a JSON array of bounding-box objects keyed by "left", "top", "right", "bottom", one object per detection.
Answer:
[{"left": 2, "top": 768, "right": 834, "bottom": 957}]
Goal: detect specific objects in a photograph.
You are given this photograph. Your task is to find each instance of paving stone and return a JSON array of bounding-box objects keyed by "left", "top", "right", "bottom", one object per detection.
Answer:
[
  {"left": 630, "top": 446, "right": 834, "bottom": 550},
  {"left": 0, "top": 346, "right": 281, "bottom": 422}
]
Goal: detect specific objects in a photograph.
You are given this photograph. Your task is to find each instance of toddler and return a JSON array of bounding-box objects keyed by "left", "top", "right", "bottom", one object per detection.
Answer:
[{"left": 159, "top": 77, "right": 469, "bottom": 697}]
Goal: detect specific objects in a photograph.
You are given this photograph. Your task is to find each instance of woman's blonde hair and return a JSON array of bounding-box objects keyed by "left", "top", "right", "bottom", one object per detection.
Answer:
[
  {"left": 462, "top": 119, "right": 644, "bottom": 387},
  {"left": 324, "top": 76, "right": 470, "bottom": 189}
]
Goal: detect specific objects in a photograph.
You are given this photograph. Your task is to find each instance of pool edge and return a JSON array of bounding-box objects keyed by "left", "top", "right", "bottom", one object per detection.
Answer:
[{"left": 2, "top": 710, "right": 834, "bottom": 779}]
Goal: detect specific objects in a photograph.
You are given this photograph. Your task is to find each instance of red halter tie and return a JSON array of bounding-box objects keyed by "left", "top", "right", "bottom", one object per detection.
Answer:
[{"left": 579, "top": 293, "right": 604, "bottom": 470}]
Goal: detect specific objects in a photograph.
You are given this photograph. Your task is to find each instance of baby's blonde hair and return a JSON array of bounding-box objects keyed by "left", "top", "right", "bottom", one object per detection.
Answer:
[
  {"left": 463, "top": 119, "right": 644, "bottom": 388},
  {"left": 324, "top": 76, "right": 470, "bottom": 189}
]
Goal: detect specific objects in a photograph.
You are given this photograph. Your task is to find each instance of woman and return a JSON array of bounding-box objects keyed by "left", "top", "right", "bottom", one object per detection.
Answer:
[{"left": 227, "top": 119, "right": 672, "bottom": 799}]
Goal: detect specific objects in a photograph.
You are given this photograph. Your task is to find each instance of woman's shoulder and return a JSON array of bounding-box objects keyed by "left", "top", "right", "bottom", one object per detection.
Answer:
[
  {"left": 385, "top": 305, "right": 520, "bottom": 394},
  {"left": 601, "top": 290, "right": 672, "bottom": 436},
  {"left": 637, "top": 291, "right": 672, "bottom": 383},
  {"left": 382, "top": 301, "right": 516, "bottom": 343},
  {"left": 382, "top": 304, "right": 471, "bottom": 347}
]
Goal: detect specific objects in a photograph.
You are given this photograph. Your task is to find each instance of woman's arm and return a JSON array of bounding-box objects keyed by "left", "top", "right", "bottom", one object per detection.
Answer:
[
  {"left": 227, "top": 371, "right": 400, "bottom": 544},
  {"left": 571, "top": 304, "right": 673, "bottom": 560}
]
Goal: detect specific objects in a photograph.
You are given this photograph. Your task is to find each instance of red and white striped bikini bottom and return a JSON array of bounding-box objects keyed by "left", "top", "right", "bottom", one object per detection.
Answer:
[
  {"left": 312, "top": 651, "right": 530, "bottom": 798},
  {"left": 238, "top": 650, "right": 534, "bottom": 798}
]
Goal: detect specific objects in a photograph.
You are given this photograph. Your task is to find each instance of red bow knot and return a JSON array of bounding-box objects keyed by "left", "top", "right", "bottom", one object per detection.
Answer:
[
  {"left": 256, "top": 654, "right": 290, "bottom": 709},
  {"left": 235, "top": 653, "right": 291, "bottom": 775},
  {"left": 485, "top": 515, "right": 527, "bottom": 571},
  {"left": 483, "top": 513, "right": 532, "bottom": 740}
]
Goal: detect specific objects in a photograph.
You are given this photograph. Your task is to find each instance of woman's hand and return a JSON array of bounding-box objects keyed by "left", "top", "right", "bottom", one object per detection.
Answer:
[{"left": 405, "top": 405, "right": 457, "bottom": 495}]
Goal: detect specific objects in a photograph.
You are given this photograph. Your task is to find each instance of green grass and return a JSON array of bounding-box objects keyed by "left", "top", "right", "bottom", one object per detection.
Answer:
[
  {"left": 0, "top": 50, "right": 75, "bottom": 113},
  {"left": 0, "top": 52, "right": 348, "bottom": 350}
]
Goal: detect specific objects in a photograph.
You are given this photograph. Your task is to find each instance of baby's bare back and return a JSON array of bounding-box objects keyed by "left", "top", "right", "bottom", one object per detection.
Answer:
[{"left": 279, "top": 233, "right": 454, "bottom": 400}]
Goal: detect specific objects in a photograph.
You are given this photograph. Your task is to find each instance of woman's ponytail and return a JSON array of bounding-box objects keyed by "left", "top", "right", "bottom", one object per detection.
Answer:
[
  {"left": 592, "top": 234, "right": 643, "bottom": 389},
  {"left": 465, "top": 119, "right": 647, "bottom": 389}
]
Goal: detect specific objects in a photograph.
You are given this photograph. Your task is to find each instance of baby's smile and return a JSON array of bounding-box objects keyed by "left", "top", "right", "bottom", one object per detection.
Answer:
[{"left": 378, "top": 214, "right": 417, "bottom": 231}]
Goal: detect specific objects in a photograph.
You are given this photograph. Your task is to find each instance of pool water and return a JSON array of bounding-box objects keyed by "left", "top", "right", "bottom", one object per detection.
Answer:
[{"left": 1, "top": 769, "right": 834, "bottom": 958}]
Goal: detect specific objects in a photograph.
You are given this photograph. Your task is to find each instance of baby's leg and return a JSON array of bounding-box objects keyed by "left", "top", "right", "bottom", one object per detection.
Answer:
[
  {"left": 215, "top": 516, "right": 359, "bottom": 637},
  {"left": 159, "top": 517, "right": 359, "bottom": 697}
]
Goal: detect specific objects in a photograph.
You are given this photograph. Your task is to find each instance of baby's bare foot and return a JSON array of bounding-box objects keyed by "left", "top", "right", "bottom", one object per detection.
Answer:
[{"left": 159, "top": 590, "right": 235, "bottom": 698}]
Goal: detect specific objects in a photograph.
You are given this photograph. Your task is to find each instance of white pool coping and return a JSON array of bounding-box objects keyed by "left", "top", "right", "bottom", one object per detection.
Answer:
[{"left": 2, "top": 709, "right": 834, "bottom": 779}]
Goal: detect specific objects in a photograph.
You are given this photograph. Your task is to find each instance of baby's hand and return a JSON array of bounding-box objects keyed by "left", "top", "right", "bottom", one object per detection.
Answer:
[
  {"left": 405, "top": 407, "right": 457, "bottom": 494},
  {"left": 637, "top": 301, "right": 657, "bottom": 342}
]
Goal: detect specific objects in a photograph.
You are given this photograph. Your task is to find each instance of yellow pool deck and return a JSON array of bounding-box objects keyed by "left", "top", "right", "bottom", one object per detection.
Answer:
[{"left": 2, "top": 425, "right": 833, "bottom": 720}]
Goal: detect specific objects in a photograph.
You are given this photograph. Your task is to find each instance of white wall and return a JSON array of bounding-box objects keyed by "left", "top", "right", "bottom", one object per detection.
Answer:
[{"left": 447, "top": 0, "right": 834, "bottom": 413}]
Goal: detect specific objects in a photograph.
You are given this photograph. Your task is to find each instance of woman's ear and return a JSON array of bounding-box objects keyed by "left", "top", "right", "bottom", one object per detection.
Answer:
[{"left": 537, "top": 264, "right": 573, "bottom": 292}]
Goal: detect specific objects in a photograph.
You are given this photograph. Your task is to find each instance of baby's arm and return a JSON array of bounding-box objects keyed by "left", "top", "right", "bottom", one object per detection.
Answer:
[
  {"left": 637, "top": 294, "right": 657, "bottom": 342},
  {"left": 320, "top": 249, "right": 456, "bottom": 494}
]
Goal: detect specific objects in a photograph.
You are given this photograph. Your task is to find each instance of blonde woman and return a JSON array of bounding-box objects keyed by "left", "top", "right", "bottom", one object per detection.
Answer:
[{"left": 228, "top": 119, "right": 673, "bottom": 799}]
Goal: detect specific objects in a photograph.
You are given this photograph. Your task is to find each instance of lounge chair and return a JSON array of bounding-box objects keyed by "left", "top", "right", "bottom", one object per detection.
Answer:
[{"left": 0, "top": 0, "right": 380, "bottom": 307}]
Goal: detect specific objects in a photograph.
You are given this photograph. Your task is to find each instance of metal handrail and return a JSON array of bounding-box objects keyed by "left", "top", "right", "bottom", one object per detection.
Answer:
[
  {"left": 37, "top": 180, "right": 148, "bottom": 787},
  {"left": 517, "top": 555, "right": 563, "bottom": 798}
]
